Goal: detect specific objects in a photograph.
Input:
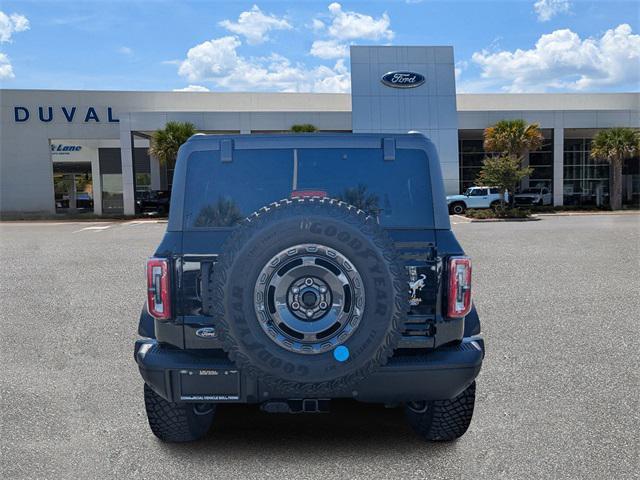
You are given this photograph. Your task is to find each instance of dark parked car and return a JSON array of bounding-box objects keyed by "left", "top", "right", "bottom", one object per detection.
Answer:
[
  {"left": 135, "top": 133, "right": 485, "bottom": 442},
  {"left": 136, "top": 190, "right": 171, "bottom": 215}
]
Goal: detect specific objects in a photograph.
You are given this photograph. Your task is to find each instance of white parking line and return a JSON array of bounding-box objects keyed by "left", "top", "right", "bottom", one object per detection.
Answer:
[
  {"left": 124, "top": 219, "right": 166, "bottom": 226},
  {"left": 450, "top": 214, "right": 470, "bottom": 225},
  {"left": 72, "top": 225, "right": 112, "bottom": 233}
]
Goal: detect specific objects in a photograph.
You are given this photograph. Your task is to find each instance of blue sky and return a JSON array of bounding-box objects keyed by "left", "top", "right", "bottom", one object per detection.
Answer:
[{"left": 0, "top": 0, "right": 638, "bottom": 93}]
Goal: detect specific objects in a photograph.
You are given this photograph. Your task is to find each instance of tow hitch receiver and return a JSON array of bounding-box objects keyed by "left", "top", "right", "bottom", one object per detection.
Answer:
[{"left": 261, "top": 399, "right": 330, "bottom": 414}]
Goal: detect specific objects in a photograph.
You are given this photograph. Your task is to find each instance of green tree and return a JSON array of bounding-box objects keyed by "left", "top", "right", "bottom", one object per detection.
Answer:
[
  {"left": 194, "top": 197, "right": 243, "bottom": 227},
  {"left": 290, "top": 124, "right": 317, "bottom": 133},
  {"left": 476, "top": 156, "right": 533, "bottom": 208},
  {"left": 338, "top": 184, "right": 380, "bottom": 217},
  {"left": 590, "top": 128, "right": 640, "bottom": 210},
  {"left": 148, "top": 121, "right": 197, "bottom": 170},
  {"left": 483, "top": 119, "right": 544, "bottom": 158}
]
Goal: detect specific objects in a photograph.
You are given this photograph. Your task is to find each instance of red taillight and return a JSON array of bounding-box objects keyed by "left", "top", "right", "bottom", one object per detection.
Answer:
[
  {"left": 447, "top": 256, "right": 472, "bottom": 318},
  {"left": 147, "top": 258, "right": 171, "bottom": 320}
]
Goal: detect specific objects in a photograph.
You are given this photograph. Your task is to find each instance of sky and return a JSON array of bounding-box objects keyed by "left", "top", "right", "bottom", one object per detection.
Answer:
[{"left": 0, "top": 0, "right": 638, "bottom": 93}]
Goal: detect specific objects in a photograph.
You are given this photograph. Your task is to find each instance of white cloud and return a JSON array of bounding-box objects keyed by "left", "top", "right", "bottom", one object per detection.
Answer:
[
  {"left": 533, "top": 0, "right": 571, "bottom": 22},
  {"left": 0, "top": 11, "right": 29, "bottom": 43},
  {"left": 177, "top": 35, "right": 350, "bottom": 93},
  {"left": 173, "top": 85, "right": 210, "bottom": 92},
  {"left": 118, "top": 46, "right": 133, "bottom": 56},
  {"left": 310, "top": 39, "right": 348, "bottom": 59},
  {"left": 471, "top": 24, "right": 640, "bottom": 92},
  {"left": 0, "top": 52, "right": 14, "bottom": 79},
  {"left": 310, "top": 19, "right": 325, "bottom": 32},
  {"left": 454, "top": 60, "right": 468, "bottom": 80},
  {"left": 219, "top": 5, "right": 291, "bottom": 45},
  {"left": 178, "top": 36, "right": 244, "bottom": 82},
  {"left": 325, "top": 3, "right": 393, "bottom": 41},
  {"left": 309, "top": 3, "right": 393, "bottom": 59}
]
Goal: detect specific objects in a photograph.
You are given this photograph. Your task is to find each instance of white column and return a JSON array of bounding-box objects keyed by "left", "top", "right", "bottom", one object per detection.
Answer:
[
  {"left": 119, "top": 116, "right": 136, "bottom": 215},
  {"left": 553, "top": 127, "right": 564, "bottom": 206},
  {"left": 91, "top": 148, "right": 102, "bottom": 215}
]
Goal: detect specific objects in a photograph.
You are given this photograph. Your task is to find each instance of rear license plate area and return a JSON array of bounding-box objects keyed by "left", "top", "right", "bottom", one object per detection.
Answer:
[{"left": 179, "top": 368, "right": 240, "bottom": 401}]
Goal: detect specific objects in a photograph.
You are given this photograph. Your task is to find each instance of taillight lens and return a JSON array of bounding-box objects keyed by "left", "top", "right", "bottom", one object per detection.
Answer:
[
  {"left": 447, "top": 256, "right": 472, "bottom": 318},
  {"left": 147, "top": 258, "right": 171, "bottom": 319}
]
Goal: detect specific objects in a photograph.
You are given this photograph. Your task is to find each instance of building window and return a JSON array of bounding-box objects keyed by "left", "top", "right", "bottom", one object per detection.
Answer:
[
  {"left": 458, "top": 137, "right": 489, "bottom": 193},
  {"left": 528, "top": 135, "right": 553, "bottom": 190},
  {"left": 458, "top": 130, "right": 553, "bottom": 193},
  {"left": 563, "top": 138, "right": 610, "bottom": 206}
]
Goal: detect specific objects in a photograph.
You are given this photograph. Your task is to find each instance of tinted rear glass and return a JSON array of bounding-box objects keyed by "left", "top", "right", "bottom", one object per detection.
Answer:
[{"left": 183, "top": 147, "right": 433, "bottom": 229}]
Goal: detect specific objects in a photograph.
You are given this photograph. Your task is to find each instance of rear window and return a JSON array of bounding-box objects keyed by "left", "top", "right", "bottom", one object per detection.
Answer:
[{"left": 183, "top": 147, "right": 433, "bottom": 229}]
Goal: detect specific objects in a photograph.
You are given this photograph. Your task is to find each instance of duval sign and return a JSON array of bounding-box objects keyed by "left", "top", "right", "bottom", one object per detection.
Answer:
[
  {"left": 381, "top": 71, "right": 426, "bottom": 89},
  {"left": 13, "top": 106, "right": 119, "bottom": 123}
]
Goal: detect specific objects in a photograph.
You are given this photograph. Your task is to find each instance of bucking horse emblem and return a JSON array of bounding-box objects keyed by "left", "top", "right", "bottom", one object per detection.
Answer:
[{"left": 408, "top": 274, "right": 427, "bottom": 306}]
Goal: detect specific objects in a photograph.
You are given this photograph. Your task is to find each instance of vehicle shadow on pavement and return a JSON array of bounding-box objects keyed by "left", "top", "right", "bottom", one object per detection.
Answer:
[{"left": 159, "top": 401, "right": 455, "bottom": 456}]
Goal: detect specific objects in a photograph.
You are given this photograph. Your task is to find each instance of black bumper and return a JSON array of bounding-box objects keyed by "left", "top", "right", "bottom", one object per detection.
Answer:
[{"left": 135, "top": 338, "right": 484, "bottom": 404}]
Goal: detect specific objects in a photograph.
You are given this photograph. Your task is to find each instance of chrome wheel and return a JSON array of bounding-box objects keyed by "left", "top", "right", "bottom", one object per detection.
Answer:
[{"left": 254, "top": 243, "right": 365, "bottom": 354}]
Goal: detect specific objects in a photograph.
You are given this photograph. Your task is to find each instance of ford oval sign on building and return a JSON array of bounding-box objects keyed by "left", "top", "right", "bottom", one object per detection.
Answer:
[{"left": 381, "top": 71, "right": 426, "bottom": 89}]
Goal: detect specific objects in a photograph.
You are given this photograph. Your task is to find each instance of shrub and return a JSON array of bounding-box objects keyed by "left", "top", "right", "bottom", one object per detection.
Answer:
[{"left": 465, "top": 208, "right": 531, "bottom": 219}]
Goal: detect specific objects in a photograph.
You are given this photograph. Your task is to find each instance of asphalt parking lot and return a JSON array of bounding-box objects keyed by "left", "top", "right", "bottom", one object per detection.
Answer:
[{"left": 1, "top": 214, "right": 638, "bottom": 479}]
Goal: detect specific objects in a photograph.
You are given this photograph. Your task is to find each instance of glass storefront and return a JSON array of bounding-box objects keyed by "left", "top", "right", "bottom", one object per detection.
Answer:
[
  {"left": 458, "top": 137, "right": 486, "bottom": 193},
  {"left": 99, "top": 148, "right": 124, "bottom": 214},
  {"left": 528, "top": 136, "right": 553, "bottom": 190},
  {"left": 458, "top": 130, "right": 553, "bottom": 193},
  {"left": 563, "top": 138, "right": 610, "bottom": 206},
  {"left": 52, "top": 162, "right": 94, "bottom": 213}
]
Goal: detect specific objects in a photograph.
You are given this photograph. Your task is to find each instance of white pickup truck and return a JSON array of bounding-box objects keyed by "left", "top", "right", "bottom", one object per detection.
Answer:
[
  {"left": 446, "top": 186, "right": 506, "bottom": 214},
  {"left": 514, "top": 187, "right": 552, "bottom": 206}
]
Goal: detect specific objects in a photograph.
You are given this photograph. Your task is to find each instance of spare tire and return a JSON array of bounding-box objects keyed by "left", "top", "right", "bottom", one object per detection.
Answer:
[{"left": 205, "top": 197, "right": 407, "bottom": 394}]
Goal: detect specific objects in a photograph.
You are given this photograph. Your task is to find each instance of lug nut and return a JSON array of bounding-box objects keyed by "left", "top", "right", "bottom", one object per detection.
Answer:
[
  {"left": 319, "top": 287, "right": 327, "bottom": 293},
  {"left": 292, "top": 287, "right": 299, "bottom": 294},
  {"left": 291, "top": 302, "right": 300, "bottom": 310},
  {"left": 305, "top": 278, "right": 314, "bottom": 286},
  {"left": 306, "top": 310, "right": 314, "bottom": 317},
  {"left": 319, "top": 302, "right": 327, "bottom": 309}
]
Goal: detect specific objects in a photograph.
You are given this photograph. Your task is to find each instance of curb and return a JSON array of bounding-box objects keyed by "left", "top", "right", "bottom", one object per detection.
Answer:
[
  {"left": 534, "top": 211, "right": 639, "bottom": 217},
  {"left": 465, "top": 217, "right": 540, "bottom": 223}
]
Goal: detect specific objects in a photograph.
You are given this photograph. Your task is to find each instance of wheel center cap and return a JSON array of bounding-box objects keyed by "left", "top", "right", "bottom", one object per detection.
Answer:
[{"left": 302, "top": 291, "right": 318, "bottom": 308}]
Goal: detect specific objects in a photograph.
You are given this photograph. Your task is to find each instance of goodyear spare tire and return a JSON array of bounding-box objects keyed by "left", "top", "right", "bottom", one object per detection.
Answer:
[{"left": 207, "top": 197, "right": 408, "bottom": 394}]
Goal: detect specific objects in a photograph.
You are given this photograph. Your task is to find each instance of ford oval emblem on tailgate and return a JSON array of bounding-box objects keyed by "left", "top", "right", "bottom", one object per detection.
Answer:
[
  {"left": 196, "top": 327, "right": 217, "bottom": 339},
  {"left": 381, "top": 71, "right": 425, "bottom": 88}
]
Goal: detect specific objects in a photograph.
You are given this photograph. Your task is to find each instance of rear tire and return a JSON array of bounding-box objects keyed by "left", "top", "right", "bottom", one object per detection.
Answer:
[
  {"left": 405, "top": 382, "right": 476, "bottom": 442},
  {"left": 144, "top": 384, "right": 215, "bottom": 442},
  {"left": 449, "top": 202, "right": 466, "bottom": 215}
]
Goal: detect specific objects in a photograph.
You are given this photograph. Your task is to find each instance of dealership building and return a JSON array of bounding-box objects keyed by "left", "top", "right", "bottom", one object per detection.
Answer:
[{"left": 1, "top": 45, "right": 638, "bottom": 216}]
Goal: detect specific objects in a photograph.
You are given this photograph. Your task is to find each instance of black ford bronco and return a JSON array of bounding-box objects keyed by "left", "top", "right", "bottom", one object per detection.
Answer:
[{"left": 135, "top": 133, "right": 484, "bottom": 443}]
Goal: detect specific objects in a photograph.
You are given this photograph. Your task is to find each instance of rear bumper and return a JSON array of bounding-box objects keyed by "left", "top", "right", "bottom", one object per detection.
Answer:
[{"left": 135, "top": 337, "right": 484, "bottom": 404}]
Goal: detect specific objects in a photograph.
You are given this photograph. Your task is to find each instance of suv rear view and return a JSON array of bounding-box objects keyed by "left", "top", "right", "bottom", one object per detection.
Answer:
[{"left": 135, "top": 133, "right": 484, "bottom": 442}]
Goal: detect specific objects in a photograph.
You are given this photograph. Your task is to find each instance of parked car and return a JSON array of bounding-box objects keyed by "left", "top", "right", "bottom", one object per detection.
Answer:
[
  {"left": 446, "top": 186, "right": 505, "bottom": 214},
  {"left": 54, "top": 192, "right": 93, "bottom": 210},
  {"left": 136, "top": 190, "right": 171, "bottom": 215},
  {"left": 135, "top": 133, "right": 484, "bottom": 443},
  {"left": 514, "top": 187, "right": 552, "bottom": 206},
  {"left": 75, "top": 192, "right": 94, "bottom": 210}
]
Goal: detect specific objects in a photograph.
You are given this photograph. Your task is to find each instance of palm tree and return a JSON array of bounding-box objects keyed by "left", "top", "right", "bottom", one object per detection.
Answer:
[
  {"left": 483, "top": 119, "right": 544, "bottom": 159},
  {"left": 483, "top": 119, "right": 544, "bottom": 205},
  {"left": 148, "top": 121, "right": 197, "bottom": 185},
  {"left": 590, "top": 128, "right": 640, "bottom": 210}
]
